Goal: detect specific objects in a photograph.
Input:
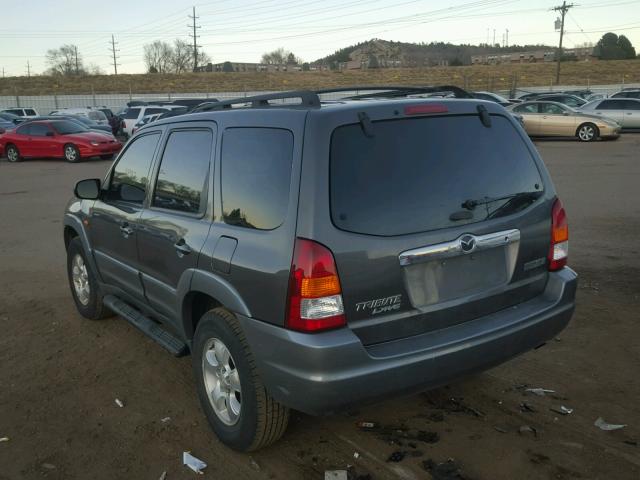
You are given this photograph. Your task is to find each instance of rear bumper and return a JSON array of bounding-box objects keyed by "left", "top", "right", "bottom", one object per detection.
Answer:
[{"left": 238, "top": 268, "right": 577, "bottom": 415}]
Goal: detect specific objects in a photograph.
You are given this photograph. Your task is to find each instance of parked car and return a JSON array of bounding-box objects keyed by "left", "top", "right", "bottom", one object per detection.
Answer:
[
  {"left": 610, "top": 89, "right": 640, "bottom": 100},
  {"left": 536, "top": 94, "right": 586, "bottom": 108},
  {"left": 156, "top": 106, "right": 189, "bottom": 120},
  {"left": 0, "top": 117, "right": 15, "bottom": 134},
  {"left": 131, "top": 113, "right": 162, "bottom": 135},
  {"left": 66, "top": 87, "right": 577, "bottom": 451},
  {"left": 472, "top": 91, "right": 513, "bottom": 106},
  {"left": 579, "top": 98, "right": 640, "bottom": 129},
  {"left": 0, "top": 111, "right": 25, "bottom": 125},
  {"left": 1, "top": 107, "right": 39, "bottom": 118},
  {"left": 121, "top": 105, "right": 183, "bottom": 137},
  {"left": 509, "top": 101, "right": 621, "bottom": 141},
  {"left": 517, "top": 91, "right": 557, "bottom": 102},
  {"left": 51, "top": 108, "right": 109, "bottom": 126},
  {"left": 32, "top": 115, "right": 114, "bottom": 135},
  {"left": 0, "top": 119, "right": 121, "bottom": 162}
]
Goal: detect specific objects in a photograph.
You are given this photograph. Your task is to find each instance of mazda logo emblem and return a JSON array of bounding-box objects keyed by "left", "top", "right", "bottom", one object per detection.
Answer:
[{"left": 460, "top": 234, "right": 476, "bottom": 253}]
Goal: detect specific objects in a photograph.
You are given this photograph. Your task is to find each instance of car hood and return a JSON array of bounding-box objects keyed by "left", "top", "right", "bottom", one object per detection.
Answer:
[{"left": 65, "top": 131, "right": 118, "bottom": 142}]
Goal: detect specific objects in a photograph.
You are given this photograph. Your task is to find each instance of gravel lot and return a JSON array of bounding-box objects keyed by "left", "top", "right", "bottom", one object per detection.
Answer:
[{"left": 0, "top": 134, "right": 639, "bottom": 480}]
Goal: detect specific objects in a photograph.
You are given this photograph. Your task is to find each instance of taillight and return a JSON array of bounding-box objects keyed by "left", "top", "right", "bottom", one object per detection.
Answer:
[
  {"left": 286, "top": 238, "right": 346, "bottom": 332},
  {"left": 548, "top": 198, "right": 568, "bottom": 271},
  {"left": 404, "top": 104, "right": 448, "bottom": 115}
]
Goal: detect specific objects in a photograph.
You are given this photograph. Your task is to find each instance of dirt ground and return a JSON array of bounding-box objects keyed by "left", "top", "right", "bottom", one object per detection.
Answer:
[{"left": 0, "top": 134, "right": 639, "bottom": 480}]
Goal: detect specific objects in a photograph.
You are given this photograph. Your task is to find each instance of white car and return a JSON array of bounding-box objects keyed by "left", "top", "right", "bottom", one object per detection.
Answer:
[
  {"left": 131, "top": 113, "right": 162, "bottom": 135},
  {"left": 50, "top": 108, "right": 109, "bottom": 126},
  {"left": 1, "top": 107, "right": 39, "bottom": 118},
  {"left": 120, "top": 105, "right": 183, "bottom": 137}
]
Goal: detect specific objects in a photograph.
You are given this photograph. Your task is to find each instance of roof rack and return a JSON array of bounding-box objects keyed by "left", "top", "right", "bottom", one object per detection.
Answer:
[
  {"left": 316, "top": 85, "right": 473, "bottom": 99},
  {"left": 191, "top": 91, "right": 320, "bottom": 112}
]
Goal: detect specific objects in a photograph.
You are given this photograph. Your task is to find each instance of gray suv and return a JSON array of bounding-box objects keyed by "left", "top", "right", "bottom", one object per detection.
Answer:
[{"left": 64, "top": 87, "right": 577, "bottom": 451}]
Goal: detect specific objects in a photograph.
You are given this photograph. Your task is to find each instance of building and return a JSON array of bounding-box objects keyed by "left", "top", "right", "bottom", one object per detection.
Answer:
[
  {"left": 194, "top": 62, "right": 301, "bottom": 73},
  {"left": 471, "top": 50, "right": 556, "bottom": 65}
]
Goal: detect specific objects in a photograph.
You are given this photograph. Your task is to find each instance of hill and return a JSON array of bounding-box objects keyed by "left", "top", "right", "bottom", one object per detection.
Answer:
[{"left": 1, "top": 60, "right": 639, "bottom": 96}]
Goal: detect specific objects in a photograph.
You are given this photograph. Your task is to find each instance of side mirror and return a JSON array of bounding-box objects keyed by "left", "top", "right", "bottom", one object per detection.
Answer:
[
  {"left": 74, "top": 178, "right": 101, "bottom": 200},
  {"left": 46, "top": 131, "right": 55, "bottom": 137}
]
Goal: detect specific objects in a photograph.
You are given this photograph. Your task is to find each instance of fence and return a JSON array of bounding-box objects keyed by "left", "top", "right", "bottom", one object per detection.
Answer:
[{"left": 1, "top": 83, "right": 638, "bottom": 113}]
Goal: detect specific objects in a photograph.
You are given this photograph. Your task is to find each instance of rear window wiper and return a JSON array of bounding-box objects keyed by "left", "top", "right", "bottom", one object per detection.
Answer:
[{"left": 461, "top": 191, "right": 542, "bottom": 211}]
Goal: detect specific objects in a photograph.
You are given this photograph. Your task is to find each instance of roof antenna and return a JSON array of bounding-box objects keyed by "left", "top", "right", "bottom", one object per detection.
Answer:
[
  {"left": 476, "top": 104, "right": 492, "bottom": 128},
  {"left": 357, "top": 112, "right": 375, "bottom": 137}
]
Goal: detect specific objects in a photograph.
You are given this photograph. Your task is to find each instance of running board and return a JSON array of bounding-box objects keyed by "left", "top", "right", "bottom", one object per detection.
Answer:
[{"left": 104, "top": 295, "right": 188, "bottom": 357}]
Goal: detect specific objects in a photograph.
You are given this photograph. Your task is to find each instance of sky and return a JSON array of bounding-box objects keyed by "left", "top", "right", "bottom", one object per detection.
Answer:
[{"left": 1, "top": 0, "right": 639, "bottom": 76}]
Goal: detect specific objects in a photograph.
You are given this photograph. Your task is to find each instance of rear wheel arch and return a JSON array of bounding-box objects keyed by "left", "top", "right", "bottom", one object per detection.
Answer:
[{"left": 182, "top": 291, "right": 222, "bottom": 340}]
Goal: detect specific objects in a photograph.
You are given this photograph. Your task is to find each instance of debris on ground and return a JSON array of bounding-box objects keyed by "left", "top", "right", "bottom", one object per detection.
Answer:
[
  {"left": 387, "top": 451, "right": 406, "bottom": 463},
  {"left": 422, "top": 458, "right": 468, "bottom": 480},
  {"left": 519, "top": 425, "right": 538, "bottom": 437},
  {"left": 356, "top": 421, "right": 379, "bottom": 430},
  {"left": 115, "top": 398, "right": 124, "bottom": 408},
  {"left": 249, "top": 457, "right": 261, "bottom": 471},
  {"left": 0, "top": 437, "right": 9, "bottom": 443},
  {"left": 158, "top": 471, "right": 167, "bottom": 480},
  {"left": 550, "top": 405, "right": 573, "bottom": 415},
  {"left": 520, "top": 402, "right": 536, "bottom": 413},
  {"left": 525, "top": 388, "right": 555, "bottom": 396},
  {"left": 427, "top": 412, "right": 445, "bottom": 422},
  {"left": 183, "top": 451, "right": 207, "bottom": 474},
  {"left": 160, "top": 417, "right": 171, "bottom": 423},
  {"left": 623, "top": 440, "right": 637, "bottom": 446},
  {"left": 493, "top": 426, "right": 509, "bottom": 433},
  {"left": 41, "top": 463, "right": 56, "bottom": 470},
  {"left": 353, "top": 452, "right": 360, "bottom": 459},
  {"left": 444, "top": 398, "right": 485, "bottom": 417},
  {"left": 324, "top": 470, "right": 348, "bottom": 480},
  {"left": 594, "top": 417, "right": 626, "bottom": 431}
]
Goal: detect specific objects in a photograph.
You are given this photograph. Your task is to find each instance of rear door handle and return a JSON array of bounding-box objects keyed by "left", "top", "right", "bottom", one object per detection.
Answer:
[
  {"left": 174, "top": 239, "right": 192, "bottom": 256},
  {"left": 120, "top": 224, "right": 134, "bottom": 237}
]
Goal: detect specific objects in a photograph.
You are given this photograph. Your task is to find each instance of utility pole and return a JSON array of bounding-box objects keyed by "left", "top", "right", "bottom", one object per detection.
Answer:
[
  {"left": 552, "top": 1, "right": 575, "bottom": 85},
  {"left": 110, "top": 34, "right": 120, "bottom": 75},
  {"left": 506, "top": 29, "right": 509, "bottom": 48},
  {"left": 26, "top": 61, "right": 31, "bottom": 77},
  {"left": 74, "top": 45, "right": 79, "bottom": 74},
  {"left": 493, "top": 29, "right": 496, "bottom": 46},
  {"left": 188, "top": 6, "right": 201, "bottom": 72}
]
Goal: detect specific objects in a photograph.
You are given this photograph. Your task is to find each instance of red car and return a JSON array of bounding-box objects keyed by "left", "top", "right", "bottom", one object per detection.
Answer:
[{"left": 0, "top": 119, "right": 122, "bottom": 163}]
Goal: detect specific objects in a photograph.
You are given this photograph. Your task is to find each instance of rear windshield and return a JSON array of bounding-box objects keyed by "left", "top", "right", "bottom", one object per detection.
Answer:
[
  {"left": 330, "top": 114, "right": 543, "bottom": 236},
  {"left": 88, "top": 111, "right": 106, "bottom": 121},
  {"left": 123, "top": 108, "right": 141, "bottom": 119},
  {"left": 51, "top": 120, "right": 88, "bottom": 134}
]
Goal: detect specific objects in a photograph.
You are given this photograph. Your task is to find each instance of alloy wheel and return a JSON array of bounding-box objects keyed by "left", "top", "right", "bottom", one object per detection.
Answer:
[
  {"left": 71, "top": 254, "right": 90, "bottom": 306},
  {"left": 202, "top": 337, "right": 242, "bottom": 426}
]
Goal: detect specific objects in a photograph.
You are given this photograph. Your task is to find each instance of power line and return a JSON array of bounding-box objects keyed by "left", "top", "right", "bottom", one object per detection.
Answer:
[
  {"left": 552, "top": 1, "right": 576, "bottom": 85},
  {"left": 188, "top": 6, "right": 202, "bottom": 71},
  {"left": 110, "top": 34, "right": 120, "bottom": 75}
]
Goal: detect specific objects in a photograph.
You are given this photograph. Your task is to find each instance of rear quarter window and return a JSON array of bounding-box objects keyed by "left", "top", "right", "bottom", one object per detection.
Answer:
[
  {"left": 123, "top": 108, "right": 141, "bottom": 119},
  {"left": 221, "top": 128, "right": 293, "bottom": 230},
  {"left": 330, "top": 114, "right": 543, "bottom": 236}
]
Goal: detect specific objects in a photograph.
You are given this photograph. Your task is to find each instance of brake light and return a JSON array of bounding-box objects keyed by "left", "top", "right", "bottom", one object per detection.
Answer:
[
  {"left": 286, "top": 238, "right": 346, "bottom": 332},
  {"left": 548, "top": 198, "right": 568, "bottom": 271},
  {"left": 404, "top": 104, "right": 448, "bottom": 115}
]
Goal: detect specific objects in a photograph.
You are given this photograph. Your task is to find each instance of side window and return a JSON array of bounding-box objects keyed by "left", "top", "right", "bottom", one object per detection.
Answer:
[
  {"left": 108, "top": 133, "right": 160, "bottom": 205},
  {"left": 30, "top": 124, "right": 51, "bottom": 136},
  {"left": 221, "top": 128, "right": 293, "bottom": 230},
  {"left": 598, "top": 100, "right": 618, "bottom": 110},
  {"left": 564, "top": 97, "right": 579, "bottom": 107},
  {"left": 6, "top": 109, "right": 22, "bottom": 116},
  {"left": 515, "top": 104, "right": 538, "bottom": 114},
  {"left": 15, "top": 124, "right": 31, "bottom": 135},
  {"left": 152, "top": 130, "right": 212, "bottom": 214},
  {"left": 25, "top": 109, "right": 37, "bottom": 116},
  {"left": 540, "top": 103, "right": 564, "bottom": 114},
  {"left": 123, "top": 108, "right": 141, "bottom": 119},
  {"left": 622, "top": 100, "right": 640, "bottom": 110},
  {"left": 145, "top": 108, "right": 168, "bottom": 115}
]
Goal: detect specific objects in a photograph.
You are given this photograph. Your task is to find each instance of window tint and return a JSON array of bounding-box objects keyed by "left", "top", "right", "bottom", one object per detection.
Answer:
[
  {"left": 622, "top": 100, "right": 640, "bottom": 110},
  {"left": 514, "top": 104, "right": 538, "bottom": 113},
  {"left": 5, "top": 109, "right": 23, "bottom": 116},
  {"left": 29, "top": 123, "right": 51, "bottom": 136},
  {"left": 540, "top": 103, "right": 565, "bottom": 114},
  {"left": 15, "top": 124, "right": 31, "bottom": 135},
  {"left": 145, "top": 107, "right": 168, "bottom": 115},
  {"left": 153, "top": 130, "right": 212, "bottom": 214},
  {"left": 25, "top": 109, "right": 37, "bottom": 116},
  {"left": 52, "top": 120, "right": 88, "bottom": 134},
  {"left": 331, "top": 115, "right": 543, "bottom": 236},
  {"left": 221, "top": 128, "right": 293, "bottom": 230},
  {"left": 123, "top": 108, "right": 141, "bottom": 119},
  {"left": 109, "top": 133, "right": 160, "bottom": 204},
  {"left": 598, "top": 100, "right": 621, "bottom": 110}
]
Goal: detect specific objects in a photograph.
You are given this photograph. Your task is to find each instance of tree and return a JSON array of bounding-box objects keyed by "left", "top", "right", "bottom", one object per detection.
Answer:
[
  {"left": 143, "top": 41, "right": 173, "bottom": 73},
  {"left": 368, "top": 54, "right": 379, "bottom": 68},
  {"left": 302, "top": 62, "right": 310, "bottom": 71},
  {"left": 46, "top": 44, "right": 83, "bottom": 76},
  {"left": 197, "top": 50, "right": 212, "bottom": 68},
  {"left": 261, "top": 47, "right": 290, "bottom": 65},
  {"left": 222, "top": 61, "right": 234, "bottom": 72},
  {"left": 171, "top": 39, "right": 193, "bottom": 73},
  {"left": 593, "top": 32, "right": 636, "bottom": 60},
  {"left": 87, "top": 64, "right": 105, "bottom": 75}
]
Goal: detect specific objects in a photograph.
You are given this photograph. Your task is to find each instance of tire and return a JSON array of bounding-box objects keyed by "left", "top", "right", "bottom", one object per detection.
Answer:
[
  {"left": 63, "top": 144, "right": 81, "bottom": 162},
  {"left": 193, "top": 308, "right": 289, "bottom": 451},
  {"left": 576, "top": 123, "right": 599, "bottom": 142},
  {"left": 66, "top": 237, "right": 112, "bottom": 320},
  {"left": 5, "top": 144, "right": 21, "bottom": 162}
]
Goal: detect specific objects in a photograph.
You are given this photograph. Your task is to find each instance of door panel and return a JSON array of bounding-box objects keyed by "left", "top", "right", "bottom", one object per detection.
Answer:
[
  {"left": 89, "top": 131, "right": 162, "bottom": 299},
  {"left": 137, "top": 126, "right": 215, "bottom": 322}
]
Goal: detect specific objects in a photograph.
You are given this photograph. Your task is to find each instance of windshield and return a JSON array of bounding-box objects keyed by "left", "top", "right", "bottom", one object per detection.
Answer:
[
  {"left": 88, "top": 111, "right": 107, "bottom": 121},
  {"left": 330, "top": 114, "right": 543, "bottom": 236},
  {"left": 51, "top": 120, "right": 89, "bottom": 134}
]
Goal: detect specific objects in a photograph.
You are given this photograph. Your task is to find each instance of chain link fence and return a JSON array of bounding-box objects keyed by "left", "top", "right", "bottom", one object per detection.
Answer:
[{"left": 1, "top": 83, "right": 638, "bottom": 113}]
